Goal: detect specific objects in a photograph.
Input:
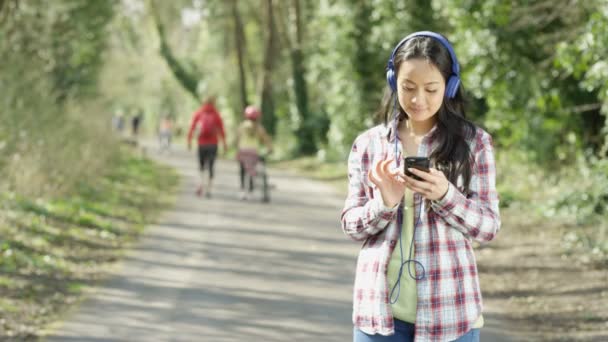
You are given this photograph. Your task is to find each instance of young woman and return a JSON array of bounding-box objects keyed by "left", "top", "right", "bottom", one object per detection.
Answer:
[
  {"left": 187, "top": 95, "right": 227, "bottom": 198},
  {"left": 341, "top": 31, "right": 501, "bottom": 342}
]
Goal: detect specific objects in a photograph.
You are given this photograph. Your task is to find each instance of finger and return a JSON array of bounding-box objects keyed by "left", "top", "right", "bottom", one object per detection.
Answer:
[
  {"left": 390, "top": 172, "right": 407, "bottom": 184},
  {"left": 407, "top": 167, "right": 434, "bottom": 182},
  {"left": 375, "top": 159, "right": 389, "bottom": 180},
  {"left": 387, "top": 167, "right": 406, "bottom": 184},
  {"left": 374, "top": 160, "right": 384, "bottom": 177},
  {"left": 404, "top": 174, "right": 432, "bottom": 194},
  {"left": 384, "top": 159, "right": 407, "bottom": 184},
  {"left": 368, "top": 169, "right": 381, "bottom": 187},
  {"left": 376, "top": 159, "right": 390, "bottom": 179},
  {"left": 388, "top": 167, "right": 405, "bottom": 178},
  {"left": 408, "top": 183, "right": 432, "bottom": 196},
  {"left": 381, "top": 158, "right": 393, "bottom": 176}
]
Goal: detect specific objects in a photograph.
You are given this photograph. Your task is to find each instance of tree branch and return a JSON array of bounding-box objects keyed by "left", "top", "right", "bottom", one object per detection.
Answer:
[
  {"left": 149, "top": 0, "right": 201, "bottom": 102},
  {"left": 568, "top": 103, "right": 602, "bottom": 113}
]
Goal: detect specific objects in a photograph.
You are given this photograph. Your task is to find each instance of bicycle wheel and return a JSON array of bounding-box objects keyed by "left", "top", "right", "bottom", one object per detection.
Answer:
[{"left": 261, "top": 171, "right": 270, "bottom": 203}]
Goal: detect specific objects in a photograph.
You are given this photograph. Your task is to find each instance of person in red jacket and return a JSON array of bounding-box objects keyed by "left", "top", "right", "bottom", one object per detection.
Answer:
[{"left": 187, "top": 95, "right": 227, "bottom": 198}]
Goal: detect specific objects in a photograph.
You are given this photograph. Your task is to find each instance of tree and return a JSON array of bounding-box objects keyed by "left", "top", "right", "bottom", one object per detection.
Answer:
[
  {"left": 438, "top": 0, "right": 601, "bottom": 164},
  {"left": 259, "top": 0, "right": 278, "bottom": 135},
  {"left": 0, "top": 0, "right": 117, "bottom": 194},
  {"left": 290, "top": 0, "right": 315, "bottom": 154},
  {"left": 230, "top": 0, "right": 248, "bottom": 111}
]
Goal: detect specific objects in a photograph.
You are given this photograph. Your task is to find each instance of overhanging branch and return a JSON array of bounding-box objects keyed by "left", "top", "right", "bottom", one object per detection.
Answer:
[{"left": 149, "top": 0, "right": 201, "bottom": 102}]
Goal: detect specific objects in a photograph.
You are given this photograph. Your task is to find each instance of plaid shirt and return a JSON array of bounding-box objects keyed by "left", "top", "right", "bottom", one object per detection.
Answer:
[{"left": 341, "top": 123, "right": 500, "bottom": 341}]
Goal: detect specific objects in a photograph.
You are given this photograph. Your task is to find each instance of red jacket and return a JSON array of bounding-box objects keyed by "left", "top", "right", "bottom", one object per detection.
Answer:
[{"left": 187, "top": 103, "right": 226, "bottom": 146}]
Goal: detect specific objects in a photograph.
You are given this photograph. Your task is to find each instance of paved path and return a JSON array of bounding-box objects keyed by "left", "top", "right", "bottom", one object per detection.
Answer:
[{"left": 43, "top": 143, "right": 511, "bottom": 341}]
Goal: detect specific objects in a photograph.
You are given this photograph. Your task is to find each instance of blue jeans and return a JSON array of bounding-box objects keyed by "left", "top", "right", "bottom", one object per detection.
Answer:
[{"left": 353, "top": 319, "right": 480, "bottom": 342}]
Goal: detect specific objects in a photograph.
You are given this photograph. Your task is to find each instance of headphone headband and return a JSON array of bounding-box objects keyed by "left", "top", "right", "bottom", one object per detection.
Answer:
[{"left": 386, "top": 31, "right": 460, "bottom": 98}]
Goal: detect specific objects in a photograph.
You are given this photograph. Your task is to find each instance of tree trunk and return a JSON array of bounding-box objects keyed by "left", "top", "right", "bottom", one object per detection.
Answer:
[
  {"left": 290, "top": 0, "right": 315, "bottom": 154},
  {"left": 259, "top": 0, "right": 277, "bottom": 135},
  {"left": 352, "top": 0, "right": 376, "bottom": 117},
  {"left": 231, "top": 0, "right": 248, "bottom": 111}
]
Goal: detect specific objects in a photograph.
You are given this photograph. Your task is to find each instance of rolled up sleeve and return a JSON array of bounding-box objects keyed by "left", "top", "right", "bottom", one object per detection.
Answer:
[{"left": 431, "top": 133, "right": 501, "bottom": 243}]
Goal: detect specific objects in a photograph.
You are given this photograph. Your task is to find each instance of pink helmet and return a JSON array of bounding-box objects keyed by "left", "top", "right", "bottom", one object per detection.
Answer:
[{"left": 244, "top": 105, "right": 261, "bottom": 120}]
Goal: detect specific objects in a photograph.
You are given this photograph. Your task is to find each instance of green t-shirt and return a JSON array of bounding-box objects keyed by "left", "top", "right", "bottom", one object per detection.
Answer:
[
  {"left": 387, "top": 188, "right": 485, "bottom": 328},
  {"left": 387, "top": 187, "right": 418, "bottom": 323}
]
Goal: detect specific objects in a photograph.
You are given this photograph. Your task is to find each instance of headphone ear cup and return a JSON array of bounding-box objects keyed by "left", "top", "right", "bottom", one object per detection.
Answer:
[
  {"left": 445, "top": 75, "right": 460, "bottom": 99},
  {"left": 386, "top": 67, "right": 397, "bottom": 92}
]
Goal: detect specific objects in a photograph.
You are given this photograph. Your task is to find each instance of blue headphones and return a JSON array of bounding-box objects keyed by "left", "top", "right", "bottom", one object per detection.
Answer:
[{"left": 386, "top": 31, "right": 460, "bottom": 99}]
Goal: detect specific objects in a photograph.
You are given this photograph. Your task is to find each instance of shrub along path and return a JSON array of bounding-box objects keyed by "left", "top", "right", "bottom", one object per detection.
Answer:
[{"left": 0, "top": 154, "right": 178, "bottom": 341}]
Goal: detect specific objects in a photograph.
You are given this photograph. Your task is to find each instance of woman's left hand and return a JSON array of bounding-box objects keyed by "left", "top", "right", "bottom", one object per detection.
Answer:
[{"left": 404, "top": 167, "right": 450, "bottom": 201}]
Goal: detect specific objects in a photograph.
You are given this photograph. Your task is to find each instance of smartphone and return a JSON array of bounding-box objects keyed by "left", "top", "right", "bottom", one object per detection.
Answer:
[{"left": 404, "top": 157, "right": 430, "bottom": 181}]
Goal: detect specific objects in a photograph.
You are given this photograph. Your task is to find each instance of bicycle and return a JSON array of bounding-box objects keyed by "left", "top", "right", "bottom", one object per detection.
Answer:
[
  {"left": 255, "top": 155, "right": 270, "bottom": 203},
  {"left": 238, "top": 150, "right": 271, "bottom": 203}
]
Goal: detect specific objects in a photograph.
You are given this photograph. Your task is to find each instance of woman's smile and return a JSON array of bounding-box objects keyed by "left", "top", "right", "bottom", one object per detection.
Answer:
[{"left": 407, "top": 106, "right": 428, "bottom": 115}]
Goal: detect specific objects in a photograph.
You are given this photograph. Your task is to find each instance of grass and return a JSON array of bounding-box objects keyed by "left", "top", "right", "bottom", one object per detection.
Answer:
[
  {"left": 271, "top": 156, "right": 348, "bottom": 194},
  {"left": 0, "top": 152, "right": 179, "bottom": 341}
]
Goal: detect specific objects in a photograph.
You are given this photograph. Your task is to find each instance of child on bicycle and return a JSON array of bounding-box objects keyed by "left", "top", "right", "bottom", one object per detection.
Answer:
[{"left": 235, "top": 105, "right": 272, "bottom": 200}]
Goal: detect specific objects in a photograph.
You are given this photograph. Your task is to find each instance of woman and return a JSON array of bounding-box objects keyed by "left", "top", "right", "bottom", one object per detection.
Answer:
[
  {"left": 342, "top": 31, "right": 501, "bottom": 342},
  {"left": 187, "top": 95, "right": 227, "bottom": 198}
]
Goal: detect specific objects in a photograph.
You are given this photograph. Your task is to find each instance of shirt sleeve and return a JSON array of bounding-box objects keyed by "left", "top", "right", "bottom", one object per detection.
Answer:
[
  {"left": 341, "top": 136, "right": 399, "bottom": 241},
  {"left": 430, "top": 132, "right": 501, "bottom": 243}
]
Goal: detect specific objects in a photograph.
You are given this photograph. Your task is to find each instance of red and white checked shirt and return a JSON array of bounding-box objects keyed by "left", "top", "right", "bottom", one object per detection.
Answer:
[{"left": 341, "top": 123, "right": 500, "bottom": 341}]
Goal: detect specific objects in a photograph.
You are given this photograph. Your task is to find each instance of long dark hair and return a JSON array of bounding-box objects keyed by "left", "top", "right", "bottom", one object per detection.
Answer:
[{"left": 377, "top": 36, "right": 476, "bottom": 193}]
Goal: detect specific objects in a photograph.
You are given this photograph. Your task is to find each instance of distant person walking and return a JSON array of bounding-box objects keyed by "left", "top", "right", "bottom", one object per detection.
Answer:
[
  {"left": 187, "top": 95, "right": 227, "bottom": 198},
  {"left": 342, "top": 31, "right": 501, "bottom": 342},
  {"left": 235, "top": 105, "right": 272, "bottom": 200},
  {"left": 131, "top": 111, "right": 143, "bottom": 144},
  {"left": 158, "top": 114, "right": 173, "bottom": 152},
  {"left": 112, "top": 112, "right": 125, "bottom": 136}
]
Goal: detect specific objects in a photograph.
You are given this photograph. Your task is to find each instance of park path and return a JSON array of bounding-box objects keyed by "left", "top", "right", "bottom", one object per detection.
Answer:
[{"left": 43, "top": 142, "right": 511, "bottom": 341}]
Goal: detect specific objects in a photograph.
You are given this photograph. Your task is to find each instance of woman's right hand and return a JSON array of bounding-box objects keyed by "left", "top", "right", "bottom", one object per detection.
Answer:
[{"left": 368, "top": 158, "right": 406, "bottom": 208}]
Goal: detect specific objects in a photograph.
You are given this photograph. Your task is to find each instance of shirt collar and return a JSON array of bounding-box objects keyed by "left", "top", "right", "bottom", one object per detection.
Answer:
[{"left": 385, "top": 119, "right": 440, "bottom": 144}]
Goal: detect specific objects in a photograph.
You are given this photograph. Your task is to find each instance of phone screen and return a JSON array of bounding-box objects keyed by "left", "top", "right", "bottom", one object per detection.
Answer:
[{"left": 404, "top": 157, "right": 430, "bottom": 181}]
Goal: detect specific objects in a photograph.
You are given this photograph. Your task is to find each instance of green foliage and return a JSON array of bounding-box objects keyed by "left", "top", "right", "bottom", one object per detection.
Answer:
[
  {"left": 1, "top": 1, "right": 115, "bottom": 102},
  {"left": 436, "top": 0, "right": 604, "bottom": 165},
  {"left": 0, "top": 1, "right": 118, "bottom": 195},
  {"left": 554, "top": 155, "right": 608, "bottom": 264},
  {"left": 0, "top": 155, "right": 178, "bottom": 339},
  {"left": 553, "top": 156, "right": 608, "bottom": 225},
  {"left": 306, "top": 1, "right": 393, "bottom": 158},
  {"left": 48, "top": 0, "right": 115, "bottom": 102},
  {"left": 556, "top": 7, "right": 608, "bottom": 153}
]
